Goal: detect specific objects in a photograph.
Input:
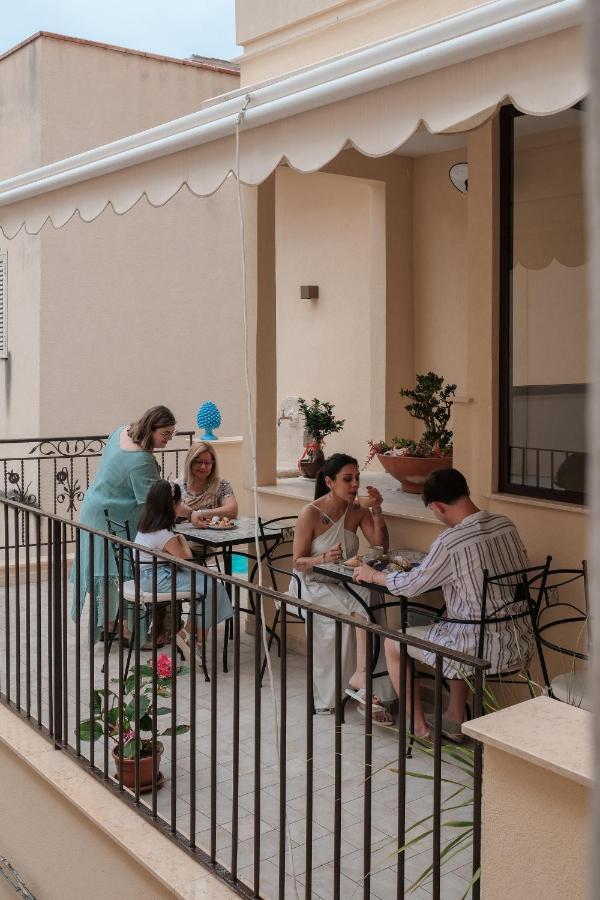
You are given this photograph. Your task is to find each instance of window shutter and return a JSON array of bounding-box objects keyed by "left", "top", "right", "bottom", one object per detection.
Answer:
[{"left": 0, "top": 251, "right": 6, "bottom": 359}]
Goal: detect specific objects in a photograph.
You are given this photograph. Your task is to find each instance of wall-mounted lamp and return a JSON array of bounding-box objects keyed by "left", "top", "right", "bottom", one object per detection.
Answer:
[
  {"left": 300, "top": 285, "right": 319, "bottom": 300},
  {"left": 449, "top": 162, "right": 468, "bottom": 193}
]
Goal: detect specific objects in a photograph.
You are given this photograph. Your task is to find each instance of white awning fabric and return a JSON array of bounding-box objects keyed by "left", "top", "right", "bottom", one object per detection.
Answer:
[{"left": 0, "top": 0, "right": 586, "bottom": 239}]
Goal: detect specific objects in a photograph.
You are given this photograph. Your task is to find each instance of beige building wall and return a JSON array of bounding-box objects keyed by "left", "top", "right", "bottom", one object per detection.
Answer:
[
  {"left": 39, "top": 179, "right": 244, "bottom": 435},
  {"left": 0, "top": 41, "right": 43, "bottom": 436},
  {"left": 38, "top": 36, "right": 237, "bottom": 164},
  {"left": 464, "top": 698, "right": 590, "bottom": 900},
  {"left": 413, "top": 147, "right": 469, "bottom": 395},
  {"left": 0, "top": 743, "right": 175, "bottom": 899},
  {"left": 275, "top": 167, "right": 386, "bottom": 461},
  {"left": 236, "top": 0, "right": 491, "bottom": 85},
  {"left": 0, "top": 34, "right": 245, "bottom": 439},
  {"left": 0, "top": 705, "right": 236, "bottom": 900}
]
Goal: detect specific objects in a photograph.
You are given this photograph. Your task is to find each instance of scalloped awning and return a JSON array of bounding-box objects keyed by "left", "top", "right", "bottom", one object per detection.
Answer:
[{"left": 0, "top": 0, "right": 586, "bottom": 239}]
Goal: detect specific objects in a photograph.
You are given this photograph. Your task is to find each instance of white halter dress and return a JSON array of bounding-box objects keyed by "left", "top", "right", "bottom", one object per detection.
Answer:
[{"left": 289, "top": 507, "right": 393, "bottom": 711}]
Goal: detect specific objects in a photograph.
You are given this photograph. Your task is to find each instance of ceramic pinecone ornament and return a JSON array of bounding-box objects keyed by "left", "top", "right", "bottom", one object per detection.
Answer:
[{"left": 197, "top": 402, "right": 221, "bottom": 440}]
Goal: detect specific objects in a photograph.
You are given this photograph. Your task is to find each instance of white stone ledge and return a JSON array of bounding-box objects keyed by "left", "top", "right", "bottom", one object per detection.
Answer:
[
  {"left": 462, "top": 696, "right": 592, "bottom": 786},
  {"left": 0, "top": 706, "right": 237, "bottom": 899},
  {"left": 255, "top": 472, "right": 440, "bottom": 524}
]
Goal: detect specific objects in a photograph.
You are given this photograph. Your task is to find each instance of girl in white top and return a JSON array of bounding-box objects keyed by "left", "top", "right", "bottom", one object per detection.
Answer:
[{"left": 134, "top": 480, "right": 233, "bottom": 662}]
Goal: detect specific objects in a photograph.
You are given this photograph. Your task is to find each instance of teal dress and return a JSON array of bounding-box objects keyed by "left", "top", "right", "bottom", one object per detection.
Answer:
[{"left": 70, "top": 427, "right": 160, "bottom": 638}]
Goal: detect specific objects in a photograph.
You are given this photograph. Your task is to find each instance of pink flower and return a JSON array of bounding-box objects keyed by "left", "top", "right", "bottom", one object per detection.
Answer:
[
  {"left": 123, "top": 729, "right": 136, "bottom": 745},
  {"left": 155, "top": 654, "right": 173, "bottom": 679}
]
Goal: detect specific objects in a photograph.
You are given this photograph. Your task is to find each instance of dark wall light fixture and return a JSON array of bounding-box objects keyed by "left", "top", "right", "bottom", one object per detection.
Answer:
[
  {"left": 300, "top": 285, "right": 319, "bottom": 300},
  {"left": 449, "top": 162, "right": 468, "bottom": 193}
]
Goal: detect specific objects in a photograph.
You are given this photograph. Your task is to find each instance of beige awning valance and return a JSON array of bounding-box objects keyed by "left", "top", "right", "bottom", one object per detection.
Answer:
[{"left": 0, "top": 0, "right": 586, "bottom": 239}]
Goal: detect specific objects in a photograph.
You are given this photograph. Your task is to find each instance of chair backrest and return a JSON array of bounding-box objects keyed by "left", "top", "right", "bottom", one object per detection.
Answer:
[
  {"left": 440, "top": 556, "right": 552, "bottom": 666},
  {"left": 258, "top": 516, "right": 298, "bottom": 567},
  {"left": 103, "top": 508, "right": 135, "bottom": 578},
  {"left": 477, "top": 557, "right": 552, "bottom": 661},
  {"left": 529, "top": 562, "right": 589, "bottom": 688},
  {"left": 258, "top": 515, "right": 302, "bottom": 613}
]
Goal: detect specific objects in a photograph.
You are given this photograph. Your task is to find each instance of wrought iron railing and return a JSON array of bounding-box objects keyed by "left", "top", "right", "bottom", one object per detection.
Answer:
[
  {"left": 0, "top": 496, "right": 488, "bottom": 899},
  {"left": 509, "top": 445, "right": 585, "bottom": 493},
  {"left": 0, "top": 431, "right": 194, "bottom": 548}
]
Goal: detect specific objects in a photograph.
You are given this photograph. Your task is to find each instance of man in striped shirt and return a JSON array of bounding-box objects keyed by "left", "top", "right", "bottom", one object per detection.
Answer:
[{"left": 353, "top": 468, "right": 532, "bottom": 741}]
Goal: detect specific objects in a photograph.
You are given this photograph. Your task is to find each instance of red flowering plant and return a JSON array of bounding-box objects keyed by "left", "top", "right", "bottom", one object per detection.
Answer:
[
  {"left": 77, "top": 653, "right": 190, "bottom": 758},
  {"left": 365, "top": 373, "right": 456, "bottom": 466}
]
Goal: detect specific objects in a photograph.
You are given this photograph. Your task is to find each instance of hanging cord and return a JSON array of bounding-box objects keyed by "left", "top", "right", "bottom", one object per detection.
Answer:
[{"left": 234, "top": 96, "right": 300, "bottom": 896}]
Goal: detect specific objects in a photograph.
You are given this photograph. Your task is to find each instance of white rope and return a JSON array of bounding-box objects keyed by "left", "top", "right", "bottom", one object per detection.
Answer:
[{"left": 234, "top": 97, "right": 300, "bottom": 896}]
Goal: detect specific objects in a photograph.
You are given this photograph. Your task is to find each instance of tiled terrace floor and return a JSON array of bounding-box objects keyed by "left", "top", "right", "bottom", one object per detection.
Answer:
[{"left": 1, "top": 577, "right": 475, "bottom": 899}]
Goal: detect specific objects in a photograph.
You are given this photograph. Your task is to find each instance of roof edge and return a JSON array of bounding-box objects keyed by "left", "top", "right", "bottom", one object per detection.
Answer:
[{"left": 0, "top": 30, "right": 240, "bottom": 75}]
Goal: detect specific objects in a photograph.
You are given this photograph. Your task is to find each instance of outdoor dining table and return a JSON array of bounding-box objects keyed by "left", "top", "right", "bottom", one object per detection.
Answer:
[
  {"left": 174, "top": 516, "right": 290, "bottom": 578},
  {"left": 312, "top": 547, "right": 431, "bottom": 631}
]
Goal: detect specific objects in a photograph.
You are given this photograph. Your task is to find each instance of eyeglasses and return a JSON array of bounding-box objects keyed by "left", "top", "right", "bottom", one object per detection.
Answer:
[
  {"left": 193, "top": 459, "right": 213, "bottom": 467},
  {"left": 156, "top": 429, "right": 175, "bottom": 439}
]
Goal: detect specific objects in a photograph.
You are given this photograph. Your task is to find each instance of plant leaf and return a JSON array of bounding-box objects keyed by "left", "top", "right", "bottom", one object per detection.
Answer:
[
  {"left": 136, "top": 664, "right": 153, "bottom": 677},
  {"left": 459, "top": 867, "right": 481, "bottom": 900},
  {"left": 124, "top": 694, "right": 151, "bottom": 721},
  {"left": 161, "top": 724, "right": 190, "bottom": 736},
  {"left": 78, "top": 719, "right": 103, "bottom": 742}
]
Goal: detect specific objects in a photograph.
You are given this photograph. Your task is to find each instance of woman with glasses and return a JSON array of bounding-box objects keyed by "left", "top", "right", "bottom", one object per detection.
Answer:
[
  {"left": 174, "top": 442, "right": 238, "bottom": 521},
  {"left": 70, "top": 405, "right": 189, "bottom": 644}
]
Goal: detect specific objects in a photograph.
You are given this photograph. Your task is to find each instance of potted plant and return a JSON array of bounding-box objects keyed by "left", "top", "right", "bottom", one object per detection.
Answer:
[
  {"left": 297, "top": 397, "right": 345, "bottom": 478},
  {"left": 366, "top": 372, "right": 455, "bottom": 493},
  {"left": 77, "top": 653, "right": 189, "bottom": 792}
]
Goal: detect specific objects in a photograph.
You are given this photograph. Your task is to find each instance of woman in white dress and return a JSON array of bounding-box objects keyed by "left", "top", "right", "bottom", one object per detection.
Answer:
[{"left": 291, "top": 454, "right": 394, "bottom": 719}]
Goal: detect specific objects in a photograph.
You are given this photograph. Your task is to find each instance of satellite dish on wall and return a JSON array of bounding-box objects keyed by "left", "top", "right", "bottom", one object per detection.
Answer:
[{"left": 449, "top": 162, "right": 469, "bottom": 193}]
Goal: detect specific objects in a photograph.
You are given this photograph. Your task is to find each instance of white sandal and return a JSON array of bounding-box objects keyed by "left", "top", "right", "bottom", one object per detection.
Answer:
[
  {"left": 345, "top": 687, "right": 384, "bottom": 711},
  {"left": 176, "top": 630, "right": 204, "bottom": 669}
]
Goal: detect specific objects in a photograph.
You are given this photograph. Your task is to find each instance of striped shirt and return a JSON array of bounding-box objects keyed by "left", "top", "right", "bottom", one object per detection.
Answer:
[{"left": 385, "top": 510, "right": 532, "bottom": 676}]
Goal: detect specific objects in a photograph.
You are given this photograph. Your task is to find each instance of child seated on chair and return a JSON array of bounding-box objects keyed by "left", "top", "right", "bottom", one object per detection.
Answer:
[{"left": 135, "top": 480, "right": 233, "bottom": 665}]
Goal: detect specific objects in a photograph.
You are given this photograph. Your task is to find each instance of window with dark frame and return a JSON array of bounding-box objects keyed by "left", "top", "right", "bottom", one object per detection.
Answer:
[{"left": 499, "top": 104, "right": 587, "bottom": 505}]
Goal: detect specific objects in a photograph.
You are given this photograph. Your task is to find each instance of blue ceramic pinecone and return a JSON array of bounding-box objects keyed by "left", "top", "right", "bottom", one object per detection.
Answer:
[{"left": 197, "top": 402, "right": 221, "bottom": 440}]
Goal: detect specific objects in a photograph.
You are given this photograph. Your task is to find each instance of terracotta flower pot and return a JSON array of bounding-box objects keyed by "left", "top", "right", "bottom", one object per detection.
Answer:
[
  {"left": 299, "top": 443, "right": 325, "bottom": 479},
  {"left": 377, "top": 453, "right": 453, "bottom": 494},
  {"left": 113, "top": 744, "right": 164, "bottom": 792}
]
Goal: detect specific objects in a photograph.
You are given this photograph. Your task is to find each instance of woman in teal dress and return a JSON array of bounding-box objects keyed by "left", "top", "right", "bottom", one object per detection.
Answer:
[{"left": 70, "top": 405, "right": 178, "bottom": 642}]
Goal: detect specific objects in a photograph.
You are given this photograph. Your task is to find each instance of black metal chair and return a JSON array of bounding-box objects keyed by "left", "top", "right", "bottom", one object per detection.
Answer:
[
  {"left": 103, "top": 510, "right": 205, "bottom": 679},
  {"left": 255, "top": 516, "right": 304, "bottom": 675},
  {"left": 436, "top": 558, "right": 553, "bottom": 692},
  {"left": 391, "top": 557, "right": 552, "bottom": 742},
  {"left": 529, "top": 562, "right": 589, "bottom": 709}
]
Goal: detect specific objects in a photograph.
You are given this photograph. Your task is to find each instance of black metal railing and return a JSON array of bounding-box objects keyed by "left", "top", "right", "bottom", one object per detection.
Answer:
[
  {"left": 0, "top": 431, "right": 194, "bottom": 549},
  {"left": 0, "top": 495, "right": 488, "bottom": 899},
  {"left": 508, "top": 444, "right": 585, "bottom": 499}
]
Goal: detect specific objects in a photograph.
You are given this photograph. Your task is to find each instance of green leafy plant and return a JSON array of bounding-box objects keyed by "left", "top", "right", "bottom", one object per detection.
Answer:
[
  {"left": 77, "top": 653, "right": 189, "bottom": 759},
  {"left": 365, "top": 372, "right": 456, "bottom": 465},
  {"left": 400, "top": 372, "right": 456, "bottom": 451},
  {"left": 396, "top": 660, "right": 542, "bottom": 896},
  {"left": 396, "top": 740, "right": 479, "bottom": 898},
  {"left": 298, "top": 397, "right": 345, "bottom": 445}
]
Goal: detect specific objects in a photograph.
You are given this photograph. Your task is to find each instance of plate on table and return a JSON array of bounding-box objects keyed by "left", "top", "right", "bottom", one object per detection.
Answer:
[
  {"left": 199, "top": 520, "right": 237, "bottom": 530},
  {"left": 340, "top": 556, "right": 362, "bottom": 571}
]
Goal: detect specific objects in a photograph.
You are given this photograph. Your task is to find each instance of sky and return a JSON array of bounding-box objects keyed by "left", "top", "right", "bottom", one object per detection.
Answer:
[{"left": 1, "top": 0, "right": 240, "bottom": 61}]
